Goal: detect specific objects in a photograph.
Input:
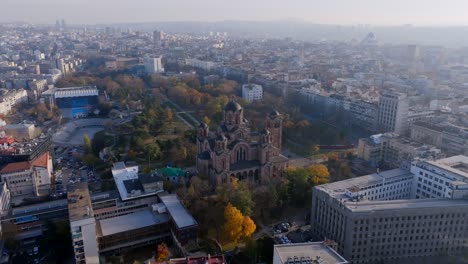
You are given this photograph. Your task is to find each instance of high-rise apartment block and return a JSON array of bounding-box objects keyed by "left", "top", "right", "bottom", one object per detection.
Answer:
[
  {"left": 377, "top": 91, "right": 409, "bottom": 134},
  {"left": 311, "top": 155, "right": 468, "bottom": 264},
  {"left": 144, "top": 57, "right": 164, "bottom": 74},
  {"left": 242, "top": 83, "right": 263, "bottom": 102}
]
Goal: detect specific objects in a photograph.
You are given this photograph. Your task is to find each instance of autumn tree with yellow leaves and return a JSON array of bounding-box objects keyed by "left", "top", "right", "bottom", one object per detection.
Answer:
[{"left": 222, "top": 203, "right": 256, "bottom": 243}]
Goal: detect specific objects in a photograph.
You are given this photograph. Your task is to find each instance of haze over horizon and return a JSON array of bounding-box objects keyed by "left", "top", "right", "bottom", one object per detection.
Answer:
[{"left": 3, "top": 0, "right": 468, "bottom": 26}]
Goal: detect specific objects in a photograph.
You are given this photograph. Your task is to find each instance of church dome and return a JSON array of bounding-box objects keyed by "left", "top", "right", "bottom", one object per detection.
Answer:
[{"left": 224, "top": 101, "right": 242, "bottom": 112}]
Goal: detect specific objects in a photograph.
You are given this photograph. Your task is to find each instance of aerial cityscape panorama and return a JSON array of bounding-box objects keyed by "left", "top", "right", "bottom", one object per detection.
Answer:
[{"left": 0, "top": 1, "right": 468, "bottom": 264}]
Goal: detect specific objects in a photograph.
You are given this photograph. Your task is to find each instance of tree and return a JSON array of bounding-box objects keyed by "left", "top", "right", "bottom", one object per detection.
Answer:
[
  {"left": 165, "top": 107, "right": 174, "bottom": 124},
  {"left": 145, "top": 143, "right": 161, "bottom": 161},
  {"left": 308, "top": 164, "right": 330, "bottom": 185},
  {"left": 155, "top": 243, "right": 170, "bottom": 261},
  {"left": 231, "top": 181, "right": 254, "bottom": 216},
  {"left": 242, "top": 216, "right": 256, "bottom": 238},
  {"left": 253, "top": 185, "right": 278, "bottom": 219},
  {"left": 203, "top": 116, "right": 211, "bottom": 125},
  {"left": 310, "top": 144, "right": 320, "bottom": 155},
  {"left": 285, "top": 167, "right": 311, "bottom": 206},
  {"left": 222, "top": 203, "right": 257, "bottom": 244},
  {"left": 223, "top": 203, "right": 244, "bottom": 242},
  {"left": 82, "top": 153, "right": 99, "bottom": 166},
  {"left": 83, "top": 134, "right": 92, "bottom": 154}
]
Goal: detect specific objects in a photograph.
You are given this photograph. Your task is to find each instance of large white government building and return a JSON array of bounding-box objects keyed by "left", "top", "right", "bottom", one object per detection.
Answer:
[{"left": 311, "top": 155, "right": 468, "bottom": 264}]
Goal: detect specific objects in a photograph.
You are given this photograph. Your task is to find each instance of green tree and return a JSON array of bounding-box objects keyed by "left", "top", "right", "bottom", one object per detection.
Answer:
[
  {"left": 145, "top": 143, "right": 161, "bottom": 161},
  {"left": 232, "top": 183, "right": 255, "bottom": 216},
  {"left": 83, "top": 134, "right": 92, "bottom": 154},
  {"left": 286, "top": 167, "right": 311, "bottom": 206}
]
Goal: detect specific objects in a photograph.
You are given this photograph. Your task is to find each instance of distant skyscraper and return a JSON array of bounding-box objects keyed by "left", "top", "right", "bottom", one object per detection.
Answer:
[
  {"left": 153, "top": 30, "right": 163, "bottom": 49},
  {"left": 377, "top": 91, "right": 409, "bottom": 134},
  {"left": 55, "top": 20, "right": 61, "bottom": 29},
  {"left": 61, "top": 19, "right": 66, "bottom": 29}
]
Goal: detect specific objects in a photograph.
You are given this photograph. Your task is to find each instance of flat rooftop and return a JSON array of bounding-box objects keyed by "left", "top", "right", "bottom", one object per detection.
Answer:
[
  {"left": 97, "top": 209, "right": 169, "bottom": 237},
  {"left": 67, "top": 183, "right": 93, "bottom": 222},
  {"left": 111, "top": 162, "right": 139, "bottom": 200},
  {"left": 316, "top": 168, "right": 413, "bottom": 200},
  {"left": 274, "top": 242, "right": 348, "bottom": 264},
  {"left": 345, "top": 197, "right": 468, "bottom": 212},
  {"left": 424, "top": 155, "right": 468, "bottom": 178},
  {"left": 159, "top": 194, "right": 197, "bottom": 229},
  {"left": 11, "top": 199, "right": 68, "bottom": 217},
  {"left": 43, "top": 86, "right": 98, "bottom": 98},
  {"left": 111, "top": 162, "right": 161, "bottom": 200}
]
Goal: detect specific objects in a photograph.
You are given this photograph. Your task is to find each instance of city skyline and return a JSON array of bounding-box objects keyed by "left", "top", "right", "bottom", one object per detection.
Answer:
[{"left": 2, "top": 0, "right": 468, "bottom": 26}]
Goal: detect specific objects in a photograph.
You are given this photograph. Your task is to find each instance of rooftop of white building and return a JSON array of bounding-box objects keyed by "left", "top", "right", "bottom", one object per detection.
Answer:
[
  {"left": 97, "top": 208, "right": 169, "bottom": 237},
  {"left": 111, "top": 162, "right": 162, "bottom": 201},
  {"left": 274, "top": 242, "right": 348, "bottom": 264},
  {"left": 159, "top": 194, "right": 197, "bottom": 229},
  {"left": 346, "top": 197, "right": 468, "bottom": 212},
  {"left": 42, "top": 86, "right": 98, "bottom": 99},
  {"left": 316, "top": 168, "right": 413, "bottom": 200},
  {"left": 421, "top": 155, "right": 468, "bottom": 178}
]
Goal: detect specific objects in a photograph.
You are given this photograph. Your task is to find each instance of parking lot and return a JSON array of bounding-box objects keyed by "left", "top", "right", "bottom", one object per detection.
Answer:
[
  {"left": 271, "top": 222, "right": 314, "bottom": 245},
  {"left": 51, "top": 146, "right": 100, "bottom": 199}
]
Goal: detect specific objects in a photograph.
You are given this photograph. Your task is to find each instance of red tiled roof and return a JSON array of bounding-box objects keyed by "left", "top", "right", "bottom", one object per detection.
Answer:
[
  {"left": 0, "top": 161, "right": 31, "bottom": 174},
  {"left": 32, "top": 152, "right": 49, "bottom": 168}
]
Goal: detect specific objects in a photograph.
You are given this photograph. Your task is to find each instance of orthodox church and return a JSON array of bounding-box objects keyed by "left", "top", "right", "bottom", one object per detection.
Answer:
[{"left": 196, "top": 100, "right": 289, "bottom": 184}]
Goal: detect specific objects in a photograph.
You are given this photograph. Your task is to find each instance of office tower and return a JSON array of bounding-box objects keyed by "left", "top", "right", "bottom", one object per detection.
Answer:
[
  {"left": 311, "top": 155, "right": 468, "bottom": 264},
  {"left": 377, "top": 91, "right": 409, "bottom": 134}
]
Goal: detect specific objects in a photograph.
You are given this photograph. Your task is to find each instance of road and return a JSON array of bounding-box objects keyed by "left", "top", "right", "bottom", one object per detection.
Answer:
[{"left": 162, "top": 95, "right": 200, "bottom": 126}]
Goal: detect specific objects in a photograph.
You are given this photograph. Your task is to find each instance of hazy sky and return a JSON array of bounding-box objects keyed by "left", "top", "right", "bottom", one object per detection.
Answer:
[{"left": 2, "top": 0, "right": 468, "bottom": 26}]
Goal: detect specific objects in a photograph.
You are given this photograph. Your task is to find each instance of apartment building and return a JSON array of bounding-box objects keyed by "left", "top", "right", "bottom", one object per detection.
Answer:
[
  {"left": 0, "top": 152, "right": 53, "bottom": 197},
  {"left": 357, "top": 133, "right": 443, "bottom": 169},
  {"left": 300, "top": 88, "right": 379, "bottom": 132},
  {"left": 144, "top": 56, "right": 164, "bottom": 74},
  {"left": 242, "top": 83, "right": 263, "bottom": 102},
  {"left": 410, "top": 121, "right": 468, "bottom": 156}
]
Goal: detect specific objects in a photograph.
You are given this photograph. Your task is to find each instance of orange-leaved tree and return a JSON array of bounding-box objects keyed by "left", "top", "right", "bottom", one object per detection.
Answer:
[
  {"left": 242, "top": 216, "right": 256, "bottom": 238},
  {"left": 223, "top": 203, "right": 244, "bottom": 242},
  {"left": 155, "top": 242, "right": 170, "bottom": 261},
  {"left": 222, "top": 203, "right": 256, "bottom": 243}
]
